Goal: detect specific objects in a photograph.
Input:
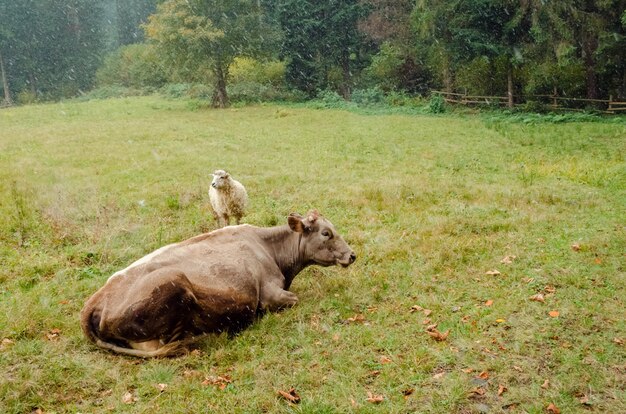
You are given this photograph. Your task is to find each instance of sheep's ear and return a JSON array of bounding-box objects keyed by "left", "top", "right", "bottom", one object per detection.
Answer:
[
  {"left": 288, "top": 213, "right": 305, "bottom": 233},
  {"left": 223, "top": 172, "right": 230, "bottom": 178}
]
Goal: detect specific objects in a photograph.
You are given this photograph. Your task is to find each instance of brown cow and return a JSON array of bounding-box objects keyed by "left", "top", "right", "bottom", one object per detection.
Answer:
[{"left": 80, "top": 210, "right": 356, "bottom": 357}]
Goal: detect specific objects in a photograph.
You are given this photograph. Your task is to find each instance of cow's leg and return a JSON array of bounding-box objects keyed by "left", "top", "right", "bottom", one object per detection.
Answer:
[
  {"left": 101, "top": 269, "right": 199, "bottom": 350},
  {"left": 260, "top": 282, "right": 298, "bottom": 311}
]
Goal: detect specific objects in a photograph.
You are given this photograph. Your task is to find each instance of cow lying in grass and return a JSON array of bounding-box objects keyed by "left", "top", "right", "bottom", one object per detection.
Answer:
[{"left": 80, "top": 210, "right": 356, "bottom": 357}]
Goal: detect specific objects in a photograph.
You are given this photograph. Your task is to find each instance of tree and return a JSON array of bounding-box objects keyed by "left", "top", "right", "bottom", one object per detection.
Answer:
[{"left": 144, "top": 0, "right": 278, "bottom": 107}]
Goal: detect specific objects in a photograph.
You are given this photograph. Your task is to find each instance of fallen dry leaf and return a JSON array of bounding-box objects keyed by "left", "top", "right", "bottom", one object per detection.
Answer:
[
  {"left": 478, "top": 371, "right": 490, "bottom": 380},
  {"left": 548, "top": 310, "right": 560, "bottom": 318},
  {"left": 500, "top": 255, "right": 516, "bottom": 264},
  {"left": 423, "top": 309, "right": 433, "bottom": 316},
  {"left": 594, "top": 257, "right": 602, "bottom": 264},
  {"left": 547, "top": 402, "right": 560, "bottom": 413},
  {"left": 469, "top": 387, "right": 486, "bottom": 397},
  {"left": 513, "top": 365, "right": 523, "bottom": 372},
  {"left": 426, "top": 328, "right": 449, "bottom": 342},
  {"left": 1, "top": 338, "right": 15, "bottom": 349},
  {"left": 613, "top": 337, "right": 623, "bottom": 345},
  {"left": 346, "top": 314, "right": 366, "bottom": 324},
  {"left": 462, "top": 368, "right": 474, "bottom": 374},
  {"left": 425, "top": 323, "right": 438, "bottom": 332},
  {"left": 422, "top": 318, "right": 432, "bottom": 325},
  {"left": 122, "top": 391, "right": 137, "bottom": 404},
  {"left": 498, "top": 384, "right": 507, "bottom": 396},
  {"left": 155, "top": 383, "right": 167, "bottom": 392},
  {"left": 541, "top": 379, "right": 550, "bottom": 389},
  {"left": 379, "top": 356, "right": 392, "bottom": 364},
  {"left": 485, "top": 300, "right": 494, "bottom": 307},
  {"left": 530, "top": 293, "right": 545, "bottom": 303},
  {"left": 544, "top": 285, "right": 556, "bottom": 294},
  {"left": 410, "top": 305, "right": 423, "bottom": 313},
  {"left": 366, "top": 391, "right": 384, "bottom": 404},
  {"left": 432, "top": 372, "right": 446, "bottom": 379},
  {"left": 495, "top": 318, "right": 506, "bottom": 323},
  {"left": 485, "top": 269, "right": 501, "bottom": 276},
  {"left": 366, "top": 370, "right": 381, "bottom": 378},
  {"left": 31, "top": 409, "right": 43, "bottom": 414},
  {"left": 45, "top": 329, "right": 62, "bottom": 341},
  {"left": 202, "top": 375, "right": 232, "bottom": 390},
  {"left": 571, "top": 243, "right": 581, "bottom": 251},
  {"left": 402, "top": 387, "right": 415, "bottom": 397},
  {"left": 277, "top": 388, "right": 301, "bottom": 404}
]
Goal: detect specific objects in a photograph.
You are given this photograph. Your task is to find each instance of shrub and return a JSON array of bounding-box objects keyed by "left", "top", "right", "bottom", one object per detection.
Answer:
[
  {"left": 311, "top": 90, "right": 351, "bottom": 109},
  {"left": 351, "top": 88, "right": 385, "bottom": 106},
  {"left": 96, "top": 44, "right": 168, "bottom": 89},
  {"left": 428, "top": 94, "right": 446, "bottom": 113}
]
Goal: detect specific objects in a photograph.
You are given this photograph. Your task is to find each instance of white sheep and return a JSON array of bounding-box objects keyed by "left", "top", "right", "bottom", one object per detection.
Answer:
[{"left": 209, "top": 169, "right": 248, "bottom": 228}]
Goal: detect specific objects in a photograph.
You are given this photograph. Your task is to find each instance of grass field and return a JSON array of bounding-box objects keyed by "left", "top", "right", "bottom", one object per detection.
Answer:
[{"left": 1, "top": 97, "right": 624, "bottom": 413}]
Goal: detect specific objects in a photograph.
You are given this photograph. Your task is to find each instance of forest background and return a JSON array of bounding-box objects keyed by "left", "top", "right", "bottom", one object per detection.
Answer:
[{"left": 1, "top": 0, "right": 626, "bottom": 110}]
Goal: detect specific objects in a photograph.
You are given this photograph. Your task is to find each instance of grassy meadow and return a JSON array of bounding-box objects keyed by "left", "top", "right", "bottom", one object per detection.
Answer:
[{"left": 0, "top": 97, "right": 624, "bottom": 413}]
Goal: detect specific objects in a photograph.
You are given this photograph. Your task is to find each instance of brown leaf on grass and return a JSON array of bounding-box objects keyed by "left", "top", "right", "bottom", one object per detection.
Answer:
[
  {"left": 485, "top": 300, "right": 494, "bottom": 307},
  {"left": 379, "top": 356, "right": 392, "bottom": 364},
  {"left": 425, "top": 323, "right": 438, "bottom": 332},
  {"left": 402, "top": 387, "right": 415, "bottom": 397},
  {"left": 544, "top": 285, "right": 556, "bottom": 294},
  {"left": 366, "top": 391, "right": 384, "bottom": 404},
  {"left": 155, "top": 383, "right": 167, "bottom": 392},
  {"left": 498, "top": 384, "right": 507, "bottom": 396},
  {"left": 122, "top": 391, "right": 137, "bottom": 404},
  {"left": 1, "top": 338, "right": 15, "bottom": 350},
  {"left": 594, "top": 257, "right": 602, "bottom": 264},
  {"left": 410, "top": 305, "right": 423, "bottom": 313},
  {"left": 462, "top": 368, "right": 474, "bottom": 374},
  {"left": 541, "top": 379, "right": 550, "bottom": 389},
  {"left": 512, "top": 365, "right": 523, "bottom": 372},
  {"left": 485, "top": 269, "right": 501, "bottom": 276},
  {"left": 31, "top": 409, "right": 43, "bottom": 414},
  {"left": 469, "top": 387, "right": 486, "bottom": 397},
  {"left": 346, "top": 314, "right": 366, "bottom": 324},
  {"left": 277, "top": 388, "right": 301, "bottom": 404},
  {"left": 422, "top": 318, "right": 432, "bottom": 325},
  {"left": 530, "top": 293, "right": 545, "bottom": 303},
  {"left": 432, "top": 372, "right": 446, "bottom": 379},
  {"left": 366, "top": 370, "right": 381, "bottom": 378},
  {"left": 571, "top": 243, "right": 581, "bottom": 251},
  {"left": 478, "top": 371, "right": 490, "bottom": 380},
  {"left": 546, "top": 403, "right": 560, "bottom": 413},
  {"left": 46, "top": 328, "right": 62, "bottom": 341},
  {"left": 613, "top": 337, "right": 623, "bottom": 345},
  {"left": 423, "top": 309, "right": 433, "bottom": 316},
  {"left": 548, "top": 310, "right": 560, "bottom": 318},
  {"left": 202, "top": 375, "right": 232, "bottom": 390},
  {"left": 500, "top": 255, "right": 516, "bottom": 264},
  {"left": 426, "top": 328, "right": 450, "bottom": 342}
]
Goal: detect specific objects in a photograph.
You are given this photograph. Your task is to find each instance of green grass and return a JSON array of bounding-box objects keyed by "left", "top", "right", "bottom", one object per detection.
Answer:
[{"left": 1, "top": 96, "right": 624, "bottom": 413}]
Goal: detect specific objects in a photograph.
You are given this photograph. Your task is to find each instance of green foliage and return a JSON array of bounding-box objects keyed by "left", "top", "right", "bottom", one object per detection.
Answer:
[
  {"left": 351, "top": 87, "right": 385, "bottom": 106},
  {"left": 310, "top": 90, "right": 354, "bottom": 109},
  {"left": 428, "top": 94, "right": 447, "bottom": 113},
  {"left": 363, "top": 42, "right": 405, "bottom": 91},
  {"left": 96, "top": 44, "right": 168, "bottom": 89}
]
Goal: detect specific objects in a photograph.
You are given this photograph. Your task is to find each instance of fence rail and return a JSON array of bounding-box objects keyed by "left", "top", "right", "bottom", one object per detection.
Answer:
[{"left": 431, "top": 90, "right": 625, "bottom": 113}]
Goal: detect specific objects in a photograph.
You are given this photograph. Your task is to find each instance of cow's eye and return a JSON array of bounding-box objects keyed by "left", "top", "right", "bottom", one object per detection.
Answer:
[{"left": 321, "top": 230, "right": 331, "bottom": 238}]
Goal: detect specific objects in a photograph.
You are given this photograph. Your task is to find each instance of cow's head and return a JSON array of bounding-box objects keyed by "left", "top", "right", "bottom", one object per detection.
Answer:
[
  {"left": 288, "top": 210, "right": 356, "bottom": 267},
  {"left": 211, "top": 169, "right": 230, "bottom": 189}
]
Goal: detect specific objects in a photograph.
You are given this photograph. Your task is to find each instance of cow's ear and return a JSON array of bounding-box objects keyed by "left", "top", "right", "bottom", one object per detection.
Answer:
[{"left": 288, "top": 213, "right": 305, "bottom": 233}]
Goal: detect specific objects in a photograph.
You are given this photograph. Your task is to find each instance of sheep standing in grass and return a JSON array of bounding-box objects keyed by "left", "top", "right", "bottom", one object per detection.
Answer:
[{"left": 209, "top": 169, "right": 248, "bottom": 227}]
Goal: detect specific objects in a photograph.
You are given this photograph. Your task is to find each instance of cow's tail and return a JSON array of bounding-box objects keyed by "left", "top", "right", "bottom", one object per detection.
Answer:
[
  {"left": 94, "top": 339, "right": 185, "bottom": 358},
  {"left": 80, "top": 304, "right": 184, "bottom": 358}
]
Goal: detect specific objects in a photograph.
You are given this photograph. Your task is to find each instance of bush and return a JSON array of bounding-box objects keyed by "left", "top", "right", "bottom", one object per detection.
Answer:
[
  {"left": 82, "top": 86, "right": 147, "bottom": 100},
  {"left": 428, "top": 94, "right": 446, "bottom": 113},
  {"left": 159, "top": 83, "right": 193, "bottom": 99},
  {"left": 96, "top": 44, "right": 168, "bottom": 89},
  {"left": 351, "top": 88, "right": 385, "bottom": 106},
  {"left": 310, "top": 90, "right": 352, "bottom": 109},
  {"left": 229, "top": 57, "right": 286, "bottom": 88}
]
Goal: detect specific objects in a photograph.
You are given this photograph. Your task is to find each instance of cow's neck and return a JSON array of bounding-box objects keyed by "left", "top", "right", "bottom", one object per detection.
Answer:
[{"left": 256, "top": 225, "right": 308, "bottom": 289}]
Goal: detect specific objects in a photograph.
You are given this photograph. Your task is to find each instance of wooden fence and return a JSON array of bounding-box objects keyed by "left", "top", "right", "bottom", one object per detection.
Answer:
[{"left": 431, "top": 90, "right": 626, "bottom": 113}]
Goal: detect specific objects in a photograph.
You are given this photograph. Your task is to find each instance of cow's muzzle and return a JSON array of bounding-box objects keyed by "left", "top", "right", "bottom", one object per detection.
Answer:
[{"left": 339, "top": 251, "right": 356, "bottom": 267}]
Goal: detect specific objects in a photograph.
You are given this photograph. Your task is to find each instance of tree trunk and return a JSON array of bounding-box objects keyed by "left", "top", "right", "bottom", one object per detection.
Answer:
[
  {"left": 0, "top": 49, "right": 13, "bottom": 106},
  {"left": 340, "top": 48, "right": 351, "bottom": 100},
  {"left": 582, "top": 31, "right": 599, "bottom": 100},
  {"left": 212, "top": 64, "right": 229, "bottom": 108},
  {"left": 507, "top": 64, "right": 514, "bottom": 109}
]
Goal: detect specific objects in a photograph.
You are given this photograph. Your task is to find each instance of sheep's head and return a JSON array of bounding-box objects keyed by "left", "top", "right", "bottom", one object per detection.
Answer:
[{"left": 211, "top": 169, "right": 230, "bottom": 189}]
